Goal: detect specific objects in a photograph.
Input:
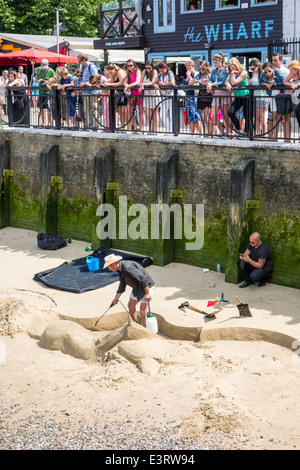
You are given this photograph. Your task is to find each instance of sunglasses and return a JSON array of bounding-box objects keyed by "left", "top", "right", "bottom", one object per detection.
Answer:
[
  {"left": 145, "top": 66, "right": 152, "bottom": 69},
  {"left": 76, "top": 74, "right": 82, "bottom": 76},
  {"left": 265, "top": 70, "right": 273, "bottom": 74},
  {"left": 126, "top": 64, "right": 134, "bottom": 67},
  {"left": 90, "top": 81, "right": 96, "bottom": 84},
  {"left": 250, "top": 66, "right": 257, "bottom": 70}
]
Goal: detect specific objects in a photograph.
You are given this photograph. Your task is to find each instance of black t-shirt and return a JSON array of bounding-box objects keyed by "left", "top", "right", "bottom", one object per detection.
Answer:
[{"left": 247, "top": 241, "right": 273, "bottom": 269}]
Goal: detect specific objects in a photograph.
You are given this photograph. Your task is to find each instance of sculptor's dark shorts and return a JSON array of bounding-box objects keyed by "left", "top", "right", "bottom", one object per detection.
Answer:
[{"left": 38, "top": 95, "right": 49, "bottom": 109}]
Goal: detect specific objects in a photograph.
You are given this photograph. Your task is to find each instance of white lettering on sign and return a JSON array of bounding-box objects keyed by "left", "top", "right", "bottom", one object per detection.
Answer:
[{"left": 184, "top": 20, "right": 274, "bottom": 43}]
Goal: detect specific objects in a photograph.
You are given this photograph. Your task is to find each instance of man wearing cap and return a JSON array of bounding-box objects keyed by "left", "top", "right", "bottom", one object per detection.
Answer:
[
  {"left": 35, "top": 59, "right": 55, "bottom": 126},
  {"left": 104, "top": 254, "right": 155, "bottom": 327}
]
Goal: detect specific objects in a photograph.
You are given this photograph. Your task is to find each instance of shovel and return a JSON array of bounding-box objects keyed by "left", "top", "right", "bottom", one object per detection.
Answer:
[{"left": 235, "top": 296, "right": 252, "bottom": 317}]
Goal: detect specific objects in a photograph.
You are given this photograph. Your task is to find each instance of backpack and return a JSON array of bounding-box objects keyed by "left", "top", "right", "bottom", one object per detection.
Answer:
[{"left": 37, "top": 233, "right": 68, "bottom": 250}]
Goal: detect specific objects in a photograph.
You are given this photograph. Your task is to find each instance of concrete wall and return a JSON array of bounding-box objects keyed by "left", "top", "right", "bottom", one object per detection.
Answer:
[{"left": 1, "top": 128, "right": 299, "bottom": 289}]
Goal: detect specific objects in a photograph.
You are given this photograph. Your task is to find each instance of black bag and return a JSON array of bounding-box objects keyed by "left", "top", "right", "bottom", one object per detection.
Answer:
[
  {"left": 275, "top": 94, "right": 293, "bottom": 115},
  {"left": 116, "top": 91, "right": 128, "bottom": 106},
  {"left": 197, "top": 90, "right": 213, "bottom": 110},
  {"left": 37, "top": 233, "right": 67, "bottom": 250}
]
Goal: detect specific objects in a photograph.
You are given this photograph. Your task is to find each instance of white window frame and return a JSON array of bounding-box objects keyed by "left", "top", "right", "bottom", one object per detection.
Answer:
[
  {"left": 154, "top": 0, "right": 176, "bottom": 33},
  {"left": 180, "top": 0, "right": 204, "bottom": 14}
]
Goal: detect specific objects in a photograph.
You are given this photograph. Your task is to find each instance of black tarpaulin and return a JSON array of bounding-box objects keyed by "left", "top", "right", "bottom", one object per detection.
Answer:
[{"left": 33, "top": 247, "right": 153, "bottom": 293}]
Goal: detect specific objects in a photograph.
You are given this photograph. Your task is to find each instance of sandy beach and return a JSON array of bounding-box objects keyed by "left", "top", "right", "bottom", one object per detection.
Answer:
[{"left": 0, "top": 227, "right": 299, "bottom": 451}]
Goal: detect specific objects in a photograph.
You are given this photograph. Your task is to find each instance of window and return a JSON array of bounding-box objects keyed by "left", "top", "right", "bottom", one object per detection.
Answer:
[
  {"left": 216, "top": 0, "right": 239, "bottom": 9},
  {"left": 251, "top": 0, "right": 278, "bottom": 5},
  {"left": 181, "top": 0, "right": 203, "bottom": 13},
  {"left": 154, "top": 0, "right": 176, "bottom": 33}
]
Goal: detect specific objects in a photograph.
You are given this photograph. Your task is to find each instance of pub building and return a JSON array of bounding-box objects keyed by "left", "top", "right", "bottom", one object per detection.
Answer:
[{"left": 94, "top": 0, "right": 298, "bottom": 74}]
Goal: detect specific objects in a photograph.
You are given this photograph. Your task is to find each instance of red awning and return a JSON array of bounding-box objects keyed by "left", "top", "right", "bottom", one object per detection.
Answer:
[{"left": 0, "top": 48, "right": 79, "bottom": 66}]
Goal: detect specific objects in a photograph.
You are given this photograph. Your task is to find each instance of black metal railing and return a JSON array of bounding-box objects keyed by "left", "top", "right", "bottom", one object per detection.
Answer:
[{"left": 1, "top": 85, "right": 299, "bottom": 142}]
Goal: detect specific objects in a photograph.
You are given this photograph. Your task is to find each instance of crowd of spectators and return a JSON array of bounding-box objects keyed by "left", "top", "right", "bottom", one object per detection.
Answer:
[{"left": 1, "top": 52, "right": 300, "bottom": 141}]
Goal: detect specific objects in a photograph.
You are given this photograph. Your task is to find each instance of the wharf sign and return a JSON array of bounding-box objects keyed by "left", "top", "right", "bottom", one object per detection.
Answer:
[{"left": 184, "top": 20, "right": 275, "bottom": 43}]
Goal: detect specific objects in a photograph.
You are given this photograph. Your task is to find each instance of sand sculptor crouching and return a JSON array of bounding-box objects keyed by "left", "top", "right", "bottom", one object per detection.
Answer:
[
  {"left": 237, "top": 232, "right": 273, "bottom": 288},
  {"left": 104, "top": 254, "right": 155, "bottom": 328}
]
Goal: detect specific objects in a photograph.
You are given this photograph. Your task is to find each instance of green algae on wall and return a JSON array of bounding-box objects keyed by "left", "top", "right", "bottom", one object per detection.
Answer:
[
  {"left": 9, "top": 181, "right": 41, "bottom": 232},
  {"left": 175, "top": 209, "right": 228, "bottom": 271},
  {"left": 251, "top": 213, "right": 300, "bottom": 288},
  {"left": 57, "top": 195, "right": 99, "bottom": 242}
]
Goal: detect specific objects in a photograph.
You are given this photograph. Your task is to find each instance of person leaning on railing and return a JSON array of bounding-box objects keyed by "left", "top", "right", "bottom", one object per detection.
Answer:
[
  {"left": 123, "top": 60, "right": 142, "bottom": 133},
  {"left": 7, "top": 71, "right": 30, "bottom": 126},
  {"left": 35, "top": 59, "right": 55, "bottom": 127},
  {"left": 140, "top": 61, "right": 160, "bottom": 134},
  {"left": 155, "top": 61, "right": 175, "bottom": 135},
  {"left": 102, "top": 64, "right": 127, "bottom": 130},
  {"left": 0, "top": 72, "right": 7, "bottom": 120},
  {"left": 259, "top": 62, "right": 285, "bottom": 140},
  {"left": 226, "top": 57, "right": 250, "bottom": 136},
  {"left": 196, "top": 61, "right": 212, "bottom": 134},
  {"left": 248, "top": 58, "right": 269, "bottom": 139},
  {"left": 283, "top": 60, "right": 300, "bottom": 140},
  {"left": 206, "top": 52, "right": 231, "bottom": 136},
  {"left": 78, "top": 53, "right": 98, "bottom": 129},
  {"left": 184, "top": 59, "right": 203, "bottom": 136}
]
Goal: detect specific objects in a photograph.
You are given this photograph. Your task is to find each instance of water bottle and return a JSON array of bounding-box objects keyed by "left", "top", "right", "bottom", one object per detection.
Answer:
[
  {"left": 85, "top": 245, "right": 92, "bottom": 252},
  {"left": 217, "top": 262, "right": 221, "bottom": 274},
  {"left": 146, "top": 313, "right": 158, "bottom": 334}
]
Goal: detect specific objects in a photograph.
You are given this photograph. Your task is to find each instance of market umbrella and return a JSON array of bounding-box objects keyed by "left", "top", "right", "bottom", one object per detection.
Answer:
[{"left": 0, "top": 48, "right": 79, "bottom": 66}]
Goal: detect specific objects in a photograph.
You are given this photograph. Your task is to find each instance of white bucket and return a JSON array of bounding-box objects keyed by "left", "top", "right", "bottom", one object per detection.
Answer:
[{"left": 146, "top": 315, "right": 158, "bottom": 334}]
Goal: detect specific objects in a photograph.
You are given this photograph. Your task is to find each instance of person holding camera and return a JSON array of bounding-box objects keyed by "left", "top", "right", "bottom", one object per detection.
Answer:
[
  {"left": 35, "top": 59, "right": 55, "bottom": 127},
  {"left": 237, "top": 232, "right": 273, "bottom": 288}
]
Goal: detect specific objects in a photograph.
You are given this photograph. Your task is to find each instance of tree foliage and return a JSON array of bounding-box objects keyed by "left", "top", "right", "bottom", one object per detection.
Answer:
[{"left": 0, "top": 0, "right": 106, "bottom": 37}]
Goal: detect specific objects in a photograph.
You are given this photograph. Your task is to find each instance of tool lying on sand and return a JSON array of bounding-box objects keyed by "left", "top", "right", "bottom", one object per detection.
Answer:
[
  {"left": 178, "top": 301, "right": 209, "bottom": 316},
  {"left": 204, "top": 308, "right": 223, "bottom": 319},
  {"left": 178, "top": 301, "right": 222, "bottom": 319},
  {"left": 178, "top": 302, "right": 187, "bottom": 312},
  {"left": 235, "top": 296, "right": 252, "bottom": 317},
  {"left": 207, "top": 292, "right": 229, "bottom": 308}
]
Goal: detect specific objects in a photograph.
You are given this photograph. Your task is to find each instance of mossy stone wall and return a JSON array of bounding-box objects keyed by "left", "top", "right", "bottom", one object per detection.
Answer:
[{"left": 1, "top": 129, "right": 299, "bottom": 289}]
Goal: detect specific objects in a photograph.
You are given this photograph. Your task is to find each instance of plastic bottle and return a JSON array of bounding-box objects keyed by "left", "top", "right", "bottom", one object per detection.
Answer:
[
  {"left": 146, "top": 313, "right": 158, "bottom": 334},
  {"left": 217, "top": 262, "right": 221, "bottom": 274},
  {"left": 85, "top": 245, "right": 92, "bottom": 252}
]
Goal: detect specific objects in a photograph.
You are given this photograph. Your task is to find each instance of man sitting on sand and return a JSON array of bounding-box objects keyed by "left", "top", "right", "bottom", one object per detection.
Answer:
[
  {"left": 104, "top": 254, "right": 155, "bottom": 327},
  {"left": 237, "top": 232, "right": 273, "bottom": 288}
]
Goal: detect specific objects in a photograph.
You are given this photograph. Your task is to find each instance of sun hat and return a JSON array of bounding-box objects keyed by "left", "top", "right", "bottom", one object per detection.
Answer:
[
  {"left": 103, "top": 254, "right": 123, "bottom": 269},
  {"left": 41, "top": 59, "right": 49, "bottom": 69}
]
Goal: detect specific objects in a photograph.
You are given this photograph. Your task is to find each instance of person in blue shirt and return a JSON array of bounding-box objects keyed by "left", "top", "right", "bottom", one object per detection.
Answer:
[
  {"left": 57, "top": 67, "right": 77, "bottom": 128},
  {"left": 259, "top": 61, "right": 285, "bottom": 140},
  {"left": 77, "top": 53, "right": 98, "bottom": 129},
  {"left": 206, "top": 52, "right": 232, "bottom": 136},
  {"left": 184, "top": 59, "right": 203, "bottom": 136}
]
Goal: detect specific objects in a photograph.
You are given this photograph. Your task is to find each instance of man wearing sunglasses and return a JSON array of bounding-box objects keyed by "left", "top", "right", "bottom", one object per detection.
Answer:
[{"left": 237, "top": 232, "right": 273, "bottom": 288}]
